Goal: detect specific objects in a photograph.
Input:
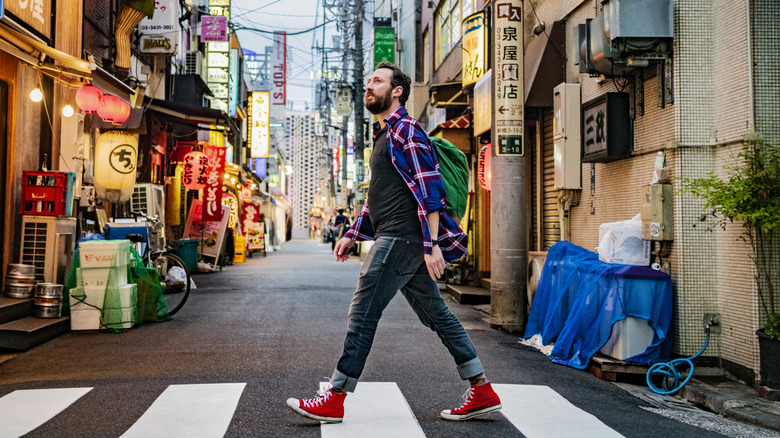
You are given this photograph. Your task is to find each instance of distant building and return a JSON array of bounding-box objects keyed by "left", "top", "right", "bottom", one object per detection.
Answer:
[{"left": 287, "top": 111, "right": 323, "bottom": 238}]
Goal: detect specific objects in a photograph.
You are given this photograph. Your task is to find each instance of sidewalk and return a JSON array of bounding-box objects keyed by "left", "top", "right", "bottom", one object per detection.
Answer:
[{"left": 681, "top": 377, "right": 780, "bottom": 433}]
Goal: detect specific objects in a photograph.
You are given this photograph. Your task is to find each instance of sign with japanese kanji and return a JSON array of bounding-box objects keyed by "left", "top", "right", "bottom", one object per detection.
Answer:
[
  {"left": 462, "top": 12, "right": 487, "bottom": 87},
  {"left": 271, "top": 32, "right": 287, "bottom": 105},
  {"left": 201, "top": 16, "right": 228, "bottom": 42},
  {"left": 5, "top": 0, "right": 51, "bottom": 39},
  {"left": 139, "top": 0, "right": 179, "bottom": 55},
  {"left": 493, "top": 1, "right": 524, "bottom": 156},
  {"left": 249, "top": 91, "right": 270, "bottom": 158},
  {"left": 203, "top": 145, "right": 227, "bottom": 221}
]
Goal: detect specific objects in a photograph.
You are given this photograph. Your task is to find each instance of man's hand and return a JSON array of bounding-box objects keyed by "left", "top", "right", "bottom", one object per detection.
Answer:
[
  {"left": 334, "top": 237, "right": 355, "bottom": 262},
  {"left": 424, "top": 245, "right": 446, "bottom": 280}
]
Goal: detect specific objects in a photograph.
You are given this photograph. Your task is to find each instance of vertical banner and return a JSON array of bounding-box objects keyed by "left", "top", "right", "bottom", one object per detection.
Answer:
[
  {"left": 203, "top": 145, "right": 227, "bottom": 221},
  {"left": 248, "top": 91, "right": 270, "bottom": 158},
  {"left": 272, "top": 31, "right": 287, "bottom": 105},
  {"left": 229, "top": 48, "right": 239, "bottom": 117},
  {"left": 373, "top": 27, "right": 395, "bottom": 68},
  {"left": 241, "top": 201, "right": 265, "bottom": 251},
  {"left": 462, "top": 12, "right": 487, "bottom": 86},
  {"left": 493, "top": 1, "right": 524, "bottom": 156}
]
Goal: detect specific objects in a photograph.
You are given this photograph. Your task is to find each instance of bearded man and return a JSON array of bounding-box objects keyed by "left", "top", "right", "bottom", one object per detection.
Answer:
[{"left": 286, "top": 62, "right": 501, "bottom": 424}]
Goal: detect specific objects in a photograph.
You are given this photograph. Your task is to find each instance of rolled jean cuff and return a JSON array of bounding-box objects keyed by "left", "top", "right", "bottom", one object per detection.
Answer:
[
  {"left": 331, "top": 369, "right": 359, "bottom": 393},
  {"left": 457, "top": 357, "right": 484, "bottom": 380}
]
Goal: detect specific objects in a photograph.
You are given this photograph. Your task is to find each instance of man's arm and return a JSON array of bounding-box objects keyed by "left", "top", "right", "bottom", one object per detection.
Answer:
[{"left": 424, "top": 210, "right": 446, "bottom": 280}]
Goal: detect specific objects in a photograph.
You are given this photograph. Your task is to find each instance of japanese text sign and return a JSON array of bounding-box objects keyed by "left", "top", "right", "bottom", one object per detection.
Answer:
[
  {"left": 139, "top": 0, "right": 179, "bottom": 54},
  {"left": 203, "top": 145, "right": 227, "bottom": 221},
  {"left": 462, "top": 12, "right": 487, "bottom": 87},
  {"left": 5, "top": 0, "right": 51, "bottom": 38},
  {"left": 201, "top": 16, "right": 228, "bottom": 42},
  {"left": 493, "top": 1, "right": 524, "bottom": 156},
  {"left": 249, "top": 91, "right": 270, "bottom": 158}
]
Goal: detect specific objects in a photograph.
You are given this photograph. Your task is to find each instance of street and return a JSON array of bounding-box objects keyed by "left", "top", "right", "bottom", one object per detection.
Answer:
[{"left": 0, "top": 241, "right": 767, "bottom": 437}]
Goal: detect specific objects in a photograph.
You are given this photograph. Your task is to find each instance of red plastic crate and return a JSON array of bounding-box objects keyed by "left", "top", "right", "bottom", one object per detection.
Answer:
[{"left": 20, "top": 171, "right": 70, "bottom": 216}]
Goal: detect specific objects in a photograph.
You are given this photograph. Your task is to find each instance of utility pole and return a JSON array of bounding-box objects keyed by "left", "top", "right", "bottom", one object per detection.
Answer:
[
  {"left": 340, "top": 0, "right": 350, "bottom": 206},
  {"left": 352, "top": 0, "right": 365, "bottom": 203}
]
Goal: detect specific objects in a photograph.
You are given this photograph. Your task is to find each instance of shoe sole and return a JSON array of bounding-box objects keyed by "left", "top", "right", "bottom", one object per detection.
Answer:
[
  {"left": 440, "top": 404, "right": 502, "bottom": 421},
  {"left": 286, "top": 398, "right": 343, "bottom": 424}
]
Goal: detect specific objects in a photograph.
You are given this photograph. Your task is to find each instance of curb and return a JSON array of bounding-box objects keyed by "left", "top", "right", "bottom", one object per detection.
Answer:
[{"left": 681, "top": 381, "right": 780, "bottom": 433}]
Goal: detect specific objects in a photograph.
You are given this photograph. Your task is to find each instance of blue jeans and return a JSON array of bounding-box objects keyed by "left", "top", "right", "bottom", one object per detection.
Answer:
[{"left": 331, "top": 236, "right": 483, "bottom": 392}]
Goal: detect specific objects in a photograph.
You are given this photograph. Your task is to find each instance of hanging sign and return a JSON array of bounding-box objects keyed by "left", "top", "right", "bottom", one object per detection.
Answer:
[
  {"left": 203, "top": 145, "right": 227, "bottom": 221},
  {"left": 248, "top": 91, "right": 270, "bottom": 158},
  {"left": 271, "top": 31, "right": 287, "bottom": 105},
  {"left": 138, "top": 0, "right": 179, "bottom": 55},
  {"left": 201, "top": 16, "right": 228, "bottom": 42},
  {"left": 373, "top": 27, "right": 394, "bottom": 69},
  {"left": 493, "top": 1, "right": 524, "bottom": 156},
  {"left": 462, "top": 12, "right": 487, "bottom": 86}
]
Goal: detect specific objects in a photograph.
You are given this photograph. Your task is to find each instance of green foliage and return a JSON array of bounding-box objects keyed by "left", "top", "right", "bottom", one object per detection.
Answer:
[
  {"left": 681, "top": 137, "right": 780, "bottom": 327},
  {"left": 766, "top": 313, "right": 780, "bottom": 341}
]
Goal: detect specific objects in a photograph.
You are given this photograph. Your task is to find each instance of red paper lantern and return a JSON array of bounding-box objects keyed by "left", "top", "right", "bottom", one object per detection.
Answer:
[
  {"left": 182, "top": 151, "right": 209, "bottom": 190},
  {"left": 478, "top": 145, "right": 492, "bottom": 191},
  {"left": 97, "top": 95, "right": 126, "bottom": 123},
  {"left": 75, "top": 85, "right": 102, "bottom": 113},
  {"left": 112, "top": 101, "right": 132, "bottom": 124}
]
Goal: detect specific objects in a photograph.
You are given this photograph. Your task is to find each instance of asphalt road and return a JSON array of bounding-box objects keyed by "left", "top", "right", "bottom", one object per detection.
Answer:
[{"left": 0, "top": 240, "right": 767, "bottom": 437}]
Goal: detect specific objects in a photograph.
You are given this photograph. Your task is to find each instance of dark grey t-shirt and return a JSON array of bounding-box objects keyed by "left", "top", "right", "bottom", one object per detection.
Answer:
[{"left": 368, "top": 126, "right": 422, "bottom": 239}]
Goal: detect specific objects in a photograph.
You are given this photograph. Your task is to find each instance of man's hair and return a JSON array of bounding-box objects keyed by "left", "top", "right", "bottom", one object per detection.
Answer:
[{"left": 376, "top": 62, "right": 411, "bottom": 106}]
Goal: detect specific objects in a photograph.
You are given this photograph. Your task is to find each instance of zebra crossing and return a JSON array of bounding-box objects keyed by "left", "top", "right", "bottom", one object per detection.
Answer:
[{"left": 0, "top": 382, "right": 624, "bottom": 438}]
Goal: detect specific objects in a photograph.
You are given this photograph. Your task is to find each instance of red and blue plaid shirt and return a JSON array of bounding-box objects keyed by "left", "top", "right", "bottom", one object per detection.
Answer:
[{"left": 344, "top": 106, "right": 468, "bottom": 262}]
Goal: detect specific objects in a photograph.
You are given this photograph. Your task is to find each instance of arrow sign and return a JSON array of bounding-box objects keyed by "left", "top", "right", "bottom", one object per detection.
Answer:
[{"left": 498, "top": 106, "right": 506, "bottom": 115}]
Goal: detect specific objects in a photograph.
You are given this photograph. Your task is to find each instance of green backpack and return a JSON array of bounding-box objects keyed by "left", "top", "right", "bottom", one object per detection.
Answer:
[{"left": 430, "top": 136, "right": 469, "bottom": 221}]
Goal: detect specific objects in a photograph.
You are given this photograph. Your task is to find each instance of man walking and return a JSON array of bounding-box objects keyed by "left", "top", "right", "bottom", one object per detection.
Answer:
[{"left": 286, "top": 62, "right": 501, "bottom": 424}]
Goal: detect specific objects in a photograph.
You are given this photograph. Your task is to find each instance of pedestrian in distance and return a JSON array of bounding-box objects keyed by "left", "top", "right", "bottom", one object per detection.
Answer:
[{"left": 286, "top": 62, "right": 502, "bottom": 424}]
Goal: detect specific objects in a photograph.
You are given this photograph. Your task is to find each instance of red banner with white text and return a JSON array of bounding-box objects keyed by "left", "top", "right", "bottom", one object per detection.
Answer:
[{"left": 203, "top": 145, "right": 227, "bottom": 221}]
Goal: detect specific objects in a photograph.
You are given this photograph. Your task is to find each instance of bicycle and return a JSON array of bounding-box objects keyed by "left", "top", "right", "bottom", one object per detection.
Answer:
[{"left": 123, "top": 211, "right": 192, "bottom": 316}]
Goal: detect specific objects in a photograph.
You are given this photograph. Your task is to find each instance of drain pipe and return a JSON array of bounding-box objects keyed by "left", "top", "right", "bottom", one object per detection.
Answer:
[{"left": 557, "top": 189, "right": 571, "bottom": 242}]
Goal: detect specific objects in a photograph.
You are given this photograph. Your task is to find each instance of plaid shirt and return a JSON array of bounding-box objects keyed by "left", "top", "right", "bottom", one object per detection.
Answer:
[{"left": 344, "top": 106, "right": 468, "bottom": 262}]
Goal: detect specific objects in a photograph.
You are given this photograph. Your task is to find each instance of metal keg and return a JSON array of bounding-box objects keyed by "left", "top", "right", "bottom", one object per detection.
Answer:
[
  {"left": 4, "top": 264, "right": 37, "bottom": 298},
  {"left": 32, "top": 283, "right": 63, "bottom": 318},
  {"left": 32, "top": 302, "right": 62, "bottom": 318},
  {"left": 4, "top": 283, "right": 35, "bottom": 298},
  {"left": 34, "top": 283, "right": 64, "bottom": 299}
]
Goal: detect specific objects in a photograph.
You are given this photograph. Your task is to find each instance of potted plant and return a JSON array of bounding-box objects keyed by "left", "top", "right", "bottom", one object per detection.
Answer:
[{"left": 683, "top": 135, "right": 780, "bottom": 388}]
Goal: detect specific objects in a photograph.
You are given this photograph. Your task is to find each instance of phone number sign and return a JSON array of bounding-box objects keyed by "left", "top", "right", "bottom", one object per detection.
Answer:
[{"left": 493, "top": 1, "right": 524, "bottom": 156}]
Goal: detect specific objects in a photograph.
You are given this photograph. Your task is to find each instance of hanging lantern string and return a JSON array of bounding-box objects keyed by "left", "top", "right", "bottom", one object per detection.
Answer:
[{"left": 35, "top": 64, "right": 74, "bottom": 173}]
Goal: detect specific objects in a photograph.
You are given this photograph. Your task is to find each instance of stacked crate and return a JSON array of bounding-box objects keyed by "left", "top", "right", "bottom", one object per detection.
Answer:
[{"left": 70, "top": 240, "right": 137, "bottom": 330}]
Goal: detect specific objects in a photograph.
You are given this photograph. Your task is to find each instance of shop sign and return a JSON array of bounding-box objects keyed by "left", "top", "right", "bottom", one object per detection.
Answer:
[
  {"left": 201, "top": 16, "right": 228, "bottom": 42},
  {"left": 208, "top": 83, "right": 229, "bottom": 99},
  {"left": 473, "top": 69, "right": 492, "bottom": 136},
  {"left": 462, "top": 12, "right": 487, "bottom": 87},
  {"left": 203, "top": 145, "right": 227, "bottom": 221},
  {"left": 493, "top": 1, "right": 524, "bottom": 156},
  {"left": 336, "top": 84, "right": 351, "bottom": 116},
  {"left": 138, "top": 0, "right": 179, "bottom": 55},
  {"left": 229, "top": 48, "right": 239, "bottom": 117},
  {"left": 208, "top": 52, "right": 229, "bottom": 68},
  {"left": 271, "top": 31, "right": 287, "bottom": 105},
  {"left": 248, "top": 91, "right": 270, "bottom": 158},
  {"left": 5, "top": 0, "right": 51, "bottom": 39},
  {"left": 183, "top": 199, "right": 230, "bottom": 259},
  {"left": 207, "top": 41, "right": 230, "bottom": 52},
  {"left": 242, "top": 202, "right": 265, "bottom": 251},
  {"left": 207, "top": 68, "right": 229, "bottom": 83},
  {"left": 222, "top": 192, "right": 239, "bottom": 232},
  {"left": 373, "top": 27, "right": 394, "bottom": 68},
  {"left": 268, "top": 174, "right": 279, "bottom": 187}
]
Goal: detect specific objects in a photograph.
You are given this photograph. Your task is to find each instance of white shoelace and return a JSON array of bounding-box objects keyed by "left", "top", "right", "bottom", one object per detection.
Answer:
[
  {"left": 301, "top": 387, "right": 332, "bottom": 408},
  {"left": 455, "top": 387, "right": 476, "bottom": 410}
]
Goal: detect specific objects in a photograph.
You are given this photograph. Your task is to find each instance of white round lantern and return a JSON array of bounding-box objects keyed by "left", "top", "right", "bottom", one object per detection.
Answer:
[
  {"left": 182, "top": 151, "right": 208, "bottom": 190},
  {"left": 94, "top": 130, "right": 138, "bottom": 202}
]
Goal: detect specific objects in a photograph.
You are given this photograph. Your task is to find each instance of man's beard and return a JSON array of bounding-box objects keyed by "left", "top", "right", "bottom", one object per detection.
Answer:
[{"left": 365, "top": 88, "right": 393, "bottom": 114}]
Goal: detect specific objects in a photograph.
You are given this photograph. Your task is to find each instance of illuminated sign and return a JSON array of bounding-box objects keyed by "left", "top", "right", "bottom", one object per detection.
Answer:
[
  {"left": 462, "top": 12, "right": 487, "bottom": 86},
  {"left": 272, "top": 32, "right": 287, "bottom": 105},
  {"left": 249, "top": 91, "right": 270, "bottom": 158}
]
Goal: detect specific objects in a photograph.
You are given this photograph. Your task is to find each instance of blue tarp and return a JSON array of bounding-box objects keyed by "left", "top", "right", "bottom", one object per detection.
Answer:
[{"left": 523, "top": 241, "right": 673, "bottom": 369}]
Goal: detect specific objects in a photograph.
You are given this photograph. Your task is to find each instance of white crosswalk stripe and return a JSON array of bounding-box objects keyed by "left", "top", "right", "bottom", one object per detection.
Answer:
[
  {"left": 493, "top": 384, "right": 625, "bottom": 438},
  {"left": 120, "top": 383, "right": 246, "bottom": 438},
  {"left": 0, "top": 382, "right": 627, "bottom": 437},
  {"left": 321, "top": 382, "right": 426, "bottom": 438},
  {"left": 0, "top": 387, "right": 92, "bottom": 438}
]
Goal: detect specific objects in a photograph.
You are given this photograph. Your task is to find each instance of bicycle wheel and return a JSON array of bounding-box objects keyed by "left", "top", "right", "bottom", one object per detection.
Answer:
[{"left": 151, "top": 252, "right": 191, "bottom": 316}]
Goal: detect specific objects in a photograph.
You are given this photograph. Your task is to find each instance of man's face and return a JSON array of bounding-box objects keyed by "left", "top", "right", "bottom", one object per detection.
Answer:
[{"left": 365, "top": 68, "right": 397, "bottom": 115}]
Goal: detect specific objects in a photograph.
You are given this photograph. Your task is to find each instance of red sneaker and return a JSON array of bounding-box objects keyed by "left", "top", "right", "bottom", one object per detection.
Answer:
[
  {"left": 440, "top": 381, "right": 502, "bottom": 421},
  {"left": 286, "top": 386, "right": 346, "bottom": 423}
]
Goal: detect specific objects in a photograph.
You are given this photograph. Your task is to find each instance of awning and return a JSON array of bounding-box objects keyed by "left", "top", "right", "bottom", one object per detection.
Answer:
[
  {"left": 524, "top": 21, "right": 565, "bottom": 107},
  {"left": 0, "top": 21, "right": 136, "bottom": 103},
  {"left": 429, "top": 114, "right": 472, "bottom": 154},
  {"left": 145, "top": 97, "right": 241, "bottom": 139},
  {"left": 430, "top": 82, "right": 468, "bottom": 108}
]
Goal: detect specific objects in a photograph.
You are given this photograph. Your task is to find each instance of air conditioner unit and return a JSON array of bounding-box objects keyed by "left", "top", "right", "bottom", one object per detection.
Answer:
[
  {"left": 130, "top": 183, "right": 165, "bottom": 224},
  {"left": 185, "top": 50, "right": 204, "bottom": 76},
  {"left": 20, "top": 216, "right": 77, "bottom": 283}
]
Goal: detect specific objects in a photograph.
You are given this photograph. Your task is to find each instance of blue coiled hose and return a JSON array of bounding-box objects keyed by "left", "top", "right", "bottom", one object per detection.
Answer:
[{"left": 646, "top": 323, "right": 711, "bottom": 395}]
